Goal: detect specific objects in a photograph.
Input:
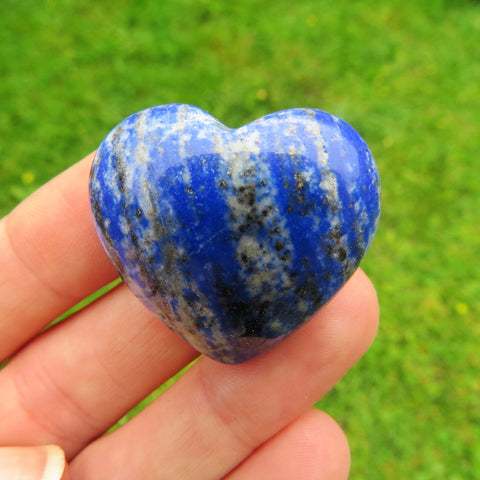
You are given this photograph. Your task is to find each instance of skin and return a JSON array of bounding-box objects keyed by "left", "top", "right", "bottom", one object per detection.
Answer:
[{"left": 0, "top": 152, "right": 379, "bottom": 480}]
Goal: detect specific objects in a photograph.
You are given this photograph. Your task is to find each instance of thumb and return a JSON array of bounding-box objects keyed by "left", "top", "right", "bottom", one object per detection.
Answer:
[{"left": 0, "top": 445, "right": 70, "bottom": 480}]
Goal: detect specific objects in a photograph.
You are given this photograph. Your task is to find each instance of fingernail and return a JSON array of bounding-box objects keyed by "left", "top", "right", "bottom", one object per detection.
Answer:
[{"left": 0, "top": 445, "right": 69, "bottom": 480}]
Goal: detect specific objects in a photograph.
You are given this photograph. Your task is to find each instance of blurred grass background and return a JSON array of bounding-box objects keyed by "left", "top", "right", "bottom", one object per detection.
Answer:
[{"left": 1, "top": 0, "right": 479, "bottom": 477}]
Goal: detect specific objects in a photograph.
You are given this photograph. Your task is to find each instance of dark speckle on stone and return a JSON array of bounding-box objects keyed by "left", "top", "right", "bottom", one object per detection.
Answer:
[
  {"left": 237, "top": 185, "right": 256, "bottom": 207},
  {"left": 294, "top": 171, "right": 307, "bottom": 192},
  {"left": 330, "top": 203, "right": 341, "bottom": 214},
  {"left": 243, "top": 166, "right": 255, "bottom": 177},
  {"left": 328, "top": 225, "right": 342, "bottom": 241},
  {"left": 337, "top": 247, "right": 347, "bottom": 262}
]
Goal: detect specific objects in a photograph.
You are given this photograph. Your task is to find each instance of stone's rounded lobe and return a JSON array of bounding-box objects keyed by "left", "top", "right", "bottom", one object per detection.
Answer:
[{"left": 89, "top": 104, "right": 381, "bottom": 364}]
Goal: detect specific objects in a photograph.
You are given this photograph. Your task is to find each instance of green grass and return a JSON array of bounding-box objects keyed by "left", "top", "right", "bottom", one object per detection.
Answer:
[{"left": 1, "top": 0, "right": 480, "bottom": 478}]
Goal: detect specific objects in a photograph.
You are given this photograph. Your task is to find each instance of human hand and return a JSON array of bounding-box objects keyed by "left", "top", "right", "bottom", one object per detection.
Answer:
[{"left": 0, "top": 152, "right": 379, "bottom": 480}]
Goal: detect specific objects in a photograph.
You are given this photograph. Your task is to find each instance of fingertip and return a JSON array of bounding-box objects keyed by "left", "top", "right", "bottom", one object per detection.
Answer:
[
  {"left": 310, "top": 268, "right": 380, "bottom": 366},
  {"left": 0, "top": 445, "right": 69, "bottom": 480},
  {"left": 346, "top": 268, "right": 380, "bottom": 346},
  {"left": 43, "top": 445, "right": 70, "bottom": 480},
  {"left": 225, "top": 408, "right": 351, "bottom": 480},
  {"left": 302, "top": 409, "right": 351, "bottom": 480}
]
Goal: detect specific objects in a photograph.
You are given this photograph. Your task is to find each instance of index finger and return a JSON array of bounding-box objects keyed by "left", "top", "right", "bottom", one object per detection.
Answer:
[{"left": 0, "top": 153, "right": 117, "bottom": 360}]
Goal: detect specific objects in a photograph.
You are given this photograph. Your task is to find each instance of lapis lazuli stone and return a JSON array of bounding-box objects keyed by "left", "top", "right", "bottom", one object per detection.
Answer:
[{"left": 89, "top": 104, "right": 380, "bottom": 364}]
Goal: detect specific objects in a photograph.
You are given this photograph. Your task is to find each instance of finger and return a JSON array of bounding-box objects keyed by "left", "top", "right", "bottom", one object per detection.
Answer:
[
  {"left": 225, "top": 409, "right": 350, "bottom": 480},
  {"left": 0, "top": 445, "right": 70, "bottom": 480},
  {"left": 70, "top": 269, "right": 378, "bottom": 480},
  {"left": 0, "top": 282, "right": 198, "bottom": 458},
  {"left": 0, "top": 152, "right": 117, "bottom": 360}
]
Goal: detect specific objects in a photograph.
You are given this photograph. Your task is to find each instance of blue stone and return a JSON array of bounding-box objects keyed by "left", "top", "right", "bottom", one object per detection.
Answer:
[{"left": 89, "top": 104, "right": 381, "bottom": 364}]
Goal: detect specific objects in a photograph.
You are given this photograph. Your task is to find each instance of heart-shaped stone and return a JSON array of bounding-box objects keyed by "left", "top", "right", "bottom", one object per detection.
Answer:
[{"left": 89, "top": 104, "right": 380, "bottom": 364}]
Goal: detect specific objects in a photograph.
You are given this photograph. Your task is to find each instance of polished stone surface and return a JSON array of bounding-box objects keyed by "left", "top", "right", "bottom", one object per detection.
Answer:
[{"left": 89, "top": 104, "right": 380, "bottom": 363}]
